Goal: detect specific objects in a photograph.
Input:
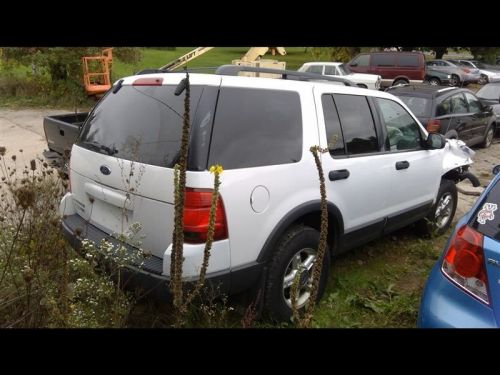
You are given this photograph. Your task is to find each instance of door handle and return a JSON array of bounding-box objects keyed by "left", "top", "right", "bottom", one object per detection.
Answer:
[
  {"left": 395, "top": 161, "right": 410, "bottom": 170},
  {"left": 329, "top": 169, "right": 350, "bottom": 181}
]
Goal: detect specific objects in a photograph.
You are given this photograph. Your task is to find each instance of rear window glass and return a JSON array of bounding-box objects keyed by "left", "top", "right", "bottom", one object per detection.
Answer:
[
  {"left": 372, "top": 54, "right": 396, "bottom": 67},
  {"left": 470, "top": 178, "right": 500, "bottom": 241},
  {"left": 77, "top": 84, "right": 218, "bottom": 170},
  {"left": 397, "top": 95, "right": 432, "bottom": 117},
  {"left": 208, "top": 87, "right": 302, "bottom": 169},
  {"left": 398, "top": 55, "right": 420, "bottom": 67}
]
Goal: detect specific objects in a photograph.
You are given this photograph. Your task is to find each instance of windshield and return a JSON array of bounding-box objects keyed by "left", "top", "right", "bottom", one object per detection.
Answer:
[
  {"left": 476, "top": 84, "right": 500, "bottom": 100},
  {"left": 77, "top": 84, "right": 218, "bottom": 170},
  {"left": 338, "top": 64, "right": 350, "bottom": 75},
  {"left": 397, "top": 95, "right": 432, "bottom": 117}
]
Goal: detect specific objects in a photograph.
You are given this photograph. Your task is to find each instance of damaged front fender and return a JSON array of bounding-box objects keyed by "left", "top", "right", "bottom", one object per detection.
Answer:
[{"left": 442, "top": 139, "right": 480, "bottom": 187}]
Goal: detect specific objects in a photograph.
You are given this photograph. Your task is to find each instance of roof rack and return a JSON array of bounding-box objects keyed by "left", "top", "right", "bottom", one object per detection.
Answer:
[
  {"left": 135, "top": 66, "right": 220, "bottom": 75},
  {"left": 215, "top": 64, "right": 354, "bottom": 86}
]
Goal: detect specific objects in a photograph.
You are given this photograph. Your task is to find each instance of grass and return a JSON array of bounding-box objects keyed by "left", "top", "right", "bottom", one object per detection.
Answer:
[
  {"left": 111, "top": 47, "right": 329, "bottom": 79},
  {"left": 312, "top": 227, "right": 449, "bottom": 328}
]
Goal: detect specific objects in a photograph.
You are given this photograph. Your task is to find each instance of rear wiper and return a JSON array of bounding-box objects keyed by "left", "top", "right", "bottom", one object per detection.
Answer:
[{"left": 81, "top": 141, "right": 118, "bottom": 156}]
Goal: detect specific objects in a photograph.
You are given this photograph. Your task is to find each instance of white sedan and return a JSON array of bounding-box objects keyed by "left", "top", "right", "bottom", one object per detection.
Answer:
[{"left": 298, "top": 62, "right": 381, "bottom": 90}]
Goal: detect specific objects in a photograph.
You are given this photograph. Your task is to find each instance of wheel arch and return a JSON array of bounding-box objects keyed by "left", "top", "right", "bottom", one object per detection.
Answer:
[{"left": 256, "top": 201, "right": 344, "bottom": 263}]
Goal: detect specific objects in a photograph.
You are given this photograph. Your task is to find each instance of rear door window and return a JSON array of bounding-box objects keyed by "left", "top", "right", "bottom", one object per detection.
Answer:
[
  {"left": 208, "top": 87, "right": 302, "bottom": 169},
  {"left": 464, "top": 92, "right": 482, "bottom": 113},
  {"left": 321, "top": 94, "right": 345, "bottom": 156},
  {"left": 398, "top": 55, "right": 419, "bottom": 67},
  {"left": 372, "top": 54, "right": 396, "bottom": 67},
  {"left": 333, "top": 94, "right": 379, "bottom": 155},
  {"left": 451, "top": 93, "right": 469, "bottom": 114}
]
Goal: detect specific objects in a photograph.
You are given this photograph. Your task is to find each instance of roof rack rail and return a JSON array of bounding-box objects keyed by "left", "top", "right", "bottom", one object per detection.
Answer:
[
  {"left": 135, "top": 67, "right": 220, "bottom": 75},
  {"left": 215, "top": 64, "right": 354, "bottom": 86}
]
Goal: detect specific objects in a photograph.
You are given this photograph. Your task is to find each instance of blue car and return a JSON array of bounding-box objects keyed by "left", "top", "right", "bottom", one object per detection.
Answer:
[{"left": 418, "top": 166, "right": 500, "bottom": 328}]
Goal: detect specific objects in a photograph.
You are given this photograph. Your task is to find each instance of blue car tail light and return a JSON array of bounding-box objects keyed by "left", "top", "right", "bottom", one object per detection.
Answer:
[{"left": 441, "top": 225, "right": 489, "bottom": 304}]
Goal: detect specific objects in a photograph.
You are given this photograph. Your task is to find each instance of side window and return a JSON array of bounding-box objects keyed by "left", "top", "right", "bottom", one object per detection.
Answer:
[
  {"left": 321, "top": 94, "right": 345, "bottom": 156},
  {"left": 324, "top": 65, "right": 337, "bottom": 75},
  {"left": 375, "top": 98, "right": 423, "bottom": 151},
  {"left": 398, "top": 55, "right": 419, "bottom": 67},
  {"left": 372, "top": 54, "right": 396, "bottom": 67},
  {"left": 352, "top": 54, "right": 370, "bottom": 67},
  {"left": 451, "top": 94, "right": 469, "bottom": 114},
  {"left": 306, "top": 65, "right": 323, "bottom": 74},
  {"left": 333, "top": 94, "right": 379, "bottom": 155},
  {"left": 208, "top": 88, "right": 302, "bottom": 169},
  {"left": 437, "top": 97, "right": 452, "bottom": 116},
  {"left": 464, "top": 92, "right": 482, "bottom": 113}
]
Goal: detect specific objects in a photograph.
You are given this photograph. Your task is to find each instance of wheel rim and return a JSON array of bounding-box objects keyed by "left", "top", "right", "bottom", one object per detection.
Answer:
[
  {"left": 450, "top": 75, "right": 459, "bottom": 86},
  {"left": 485, "top": 128, "right": 494, "bottom": 147},
  {"left": 282, "top": 248, "right": 316, "bottom": 309},
  {"left": 430, "top": 79, "right": 439, "bottom": 86},
  {"left": 435, "top": 192, "right": 453, "bottom": 229},
  {"left": 480, "top": 75, "right": 488, "bottom": 85}
]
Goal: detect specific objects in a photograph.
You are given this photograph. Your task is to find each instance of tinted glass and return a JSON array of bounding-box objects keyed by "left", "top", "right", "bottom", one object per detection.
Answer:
[
  {"left": 324, "top": 65, "right": 337, "bottom": 75},
  {"left": 375, "top": 98, "right": 422, "bottom": 151},
  {"left": 372, "top": 54, "right": 396, "bottom": 67},
  {"left": 77, "top": 85, "right": 213, "bottom": 169},
  {"left": 352, "top": 55, "right": 369, "bottom": 66},
  {"left": 398, "top": 55, "right": 419, "bottom": 67},
  {"left": 321, "top": 94, "right": 345, "bottom": 156},
  {"left": 306, "top": 65, "right": 323, "bottom": 74},
  {"left": 398, "top": 95, "right": 432, "bottom": 117},
  {"left": 464, "top": 92, "right": 482, "bottom": 113},
  {"left": 333, "top": 94, "right": 378, "bottom": 155},
  {"left": 208, "top": 87, "right": 302, "bottom": 169},
  {"left": 437, "top": 97, "right": 452, "bottom": 116},
  {"left": 451, "top": 94, "right": 468, "bottom": 114}
]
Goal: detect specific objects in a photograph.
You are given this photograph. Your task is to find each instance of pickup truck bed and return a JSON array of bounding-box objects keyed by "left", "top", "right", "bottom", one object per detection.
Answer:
[{"left": 43, "top": 112, "right": 88, "bottom": 156}]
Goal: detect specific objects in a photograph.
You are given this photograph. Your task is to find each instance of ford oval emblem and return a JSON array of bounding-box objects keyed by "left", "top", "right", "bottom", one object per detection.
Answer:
[{"left": 100, "top": 165, "right": 111, "bottom": 175}]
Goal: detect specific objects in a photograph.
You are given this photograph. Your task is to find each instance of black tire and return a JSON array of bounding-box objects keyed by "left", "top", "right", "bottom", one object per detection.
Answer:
[
  {"left": 428, "top": 77, "right": 440, "bottom": 86},
  {"left": 480, "top": 125, "right": 495, "bottom": 148},
  {"left": 479, "top": 74, "right": 488, "bottom": 85},
  {"left": 264, "top": 225, "right": 330, "bottom": 322},
  {"left": 416, "top": 179, "right": 457, "bottom": 236},
  {"left": 450, "top": 74, "right": 460, "bottom": 87},
  {"left": 393, "top": 79, "right": 408, "bottom": 86}
]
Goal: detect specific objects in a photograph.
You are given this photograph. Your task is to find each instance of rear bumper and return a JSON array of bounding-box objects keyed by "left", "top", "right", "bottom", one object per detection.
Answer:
[
  {"left": 61, "top": 214, "right": 264, "bottom": 300},
  {"left": 418, "top": 262, "right": 498, "bottom": 328}
]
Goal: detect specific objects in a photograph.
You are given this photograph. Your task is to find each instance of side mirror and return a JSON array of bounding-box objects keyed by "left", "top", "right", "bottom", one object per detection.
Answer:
[
  {"left": 493, "top": 165, "right": 500, "bottom": 175},
  {"left": 426, "top": 133, "right": 446, "bottom": 149}
]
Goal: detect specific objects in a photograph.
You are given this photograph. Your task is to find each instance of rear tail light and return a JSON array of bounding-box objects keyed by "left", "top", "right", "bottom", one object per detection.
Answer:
[
  {"left": 462, "top": 68, "right": 471, "bottom": 73},
  {"left": 183, "top": 188, "right": 228, "bottom": 244},
  {"left": 132, "top": 77, "right": 163, "bottom": 86},
  {"left": 441, "top": 225, "right": 489, "bottom": 304},
  {"left": 426, "top": 119, "right": 441, "bottom": 133}
]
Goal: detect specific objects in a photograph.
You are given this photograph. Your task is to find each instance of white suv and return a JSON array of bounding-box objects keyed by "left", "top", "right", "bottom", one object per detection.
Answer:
[{"left": 60, "top": 65, "right": 476, "bottom": 320}]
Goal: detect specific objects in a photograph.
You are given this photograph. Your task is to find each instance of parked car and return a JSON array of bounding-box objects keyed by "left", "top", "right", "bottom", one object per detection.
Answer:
[
  {"left": 418, "top": 165, "right": 500, "bottom": 328},
  {"left": 476, "top": 82, "right": 500, "bottom": 128},
  {"left": 426, "top": 60, "right": 481, "bottom": 87},
  {"left": 387, "top": 85, "right": 496, "bottom": 148},
  {"left": 297, "top": 62, "right": 381, "bottom": 90},
  {"left": 424, "top": 69, "right": 452, "bottom": 86},
  {"left": 448, "top": 59, "right": 500, "bottom": 85},
  {"left": 347, "top": 51, "right": 426, "bottom": 88},
  {"left": 58, "top": 65, "right": 477, "bottom": 321}
]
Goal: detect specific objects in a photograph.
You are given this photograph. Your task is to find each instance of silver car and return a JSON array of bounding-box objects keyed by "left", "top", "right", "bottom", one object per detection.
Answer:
[{"left": 426, "top": 60, "right": 481, "bottom": 87}]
